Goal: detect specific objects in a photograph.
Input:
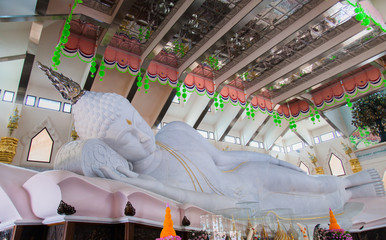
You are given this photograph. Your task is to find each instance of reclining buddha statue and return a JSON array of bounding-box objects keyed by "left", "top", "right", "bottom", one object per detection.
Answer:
[{"left": 38, "top": 62, "right": 384, "bottom": 215}]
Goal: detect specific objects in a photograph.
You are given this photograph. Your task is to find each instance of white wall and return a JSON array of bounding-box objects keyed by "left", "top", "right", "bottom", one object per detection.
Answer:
[{"left": 0, "top": 60, "right": 25, "bottom": 137}]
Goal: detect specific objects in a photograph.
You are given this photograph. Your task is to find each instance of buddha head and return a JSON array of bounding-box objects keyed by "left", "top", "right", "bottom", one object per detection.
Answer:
[
  {"left": 38, "top": 63, "right": 156, "bottom": 162},
  {"left": 72, "top": 91, "right": 156, "bottom": 162}
]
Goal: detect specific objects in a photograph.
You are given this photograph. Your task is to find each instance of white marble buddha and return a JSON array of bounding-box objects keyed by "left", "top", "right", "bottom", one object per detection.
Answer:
[{"left": 39, "top": 62, "right": 384, "bottom": 215}]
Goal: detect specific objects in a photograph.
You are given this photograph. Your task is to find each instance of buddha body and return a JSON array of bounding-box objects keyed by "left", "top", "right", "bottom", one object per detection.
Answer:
[{"left": 39, "top": 62, "right": 384, "bottom": 215}]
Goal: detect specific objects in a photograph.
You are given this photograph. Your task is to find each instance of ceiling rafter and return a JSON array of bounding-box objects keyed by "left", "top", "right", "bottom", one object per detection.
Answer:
[
  {"left": 292, "top": 128, "right": 313, "bottom": 148},
  {"left": 193, "top": 99, "right": 214, "bottom": 129},
  {"left": 0, "top": 54, "right": 26, "bottom": 63},
  {"left": 246, "top": 114, "right": 270, "bottom": 146},
  {"left": 213, "top": 0, "right": 339, "bottom": 89},
  {"left": 246, "top": 20, "right": 366, "bottom": 96},
  {"left": 219, "top": 108, "right": 245, "bottom": 141},
  {"left": 268, "top": 125, "right": 290, "bottom": 150},
  {"left": 140, "top": 0, "right": 202, "bottom": 67},
  {"left": 318, "top": 110, "right": 348, "bottom": 139},
  {"left": 177, "top": 0, "right": 263, "bottom": 74}
]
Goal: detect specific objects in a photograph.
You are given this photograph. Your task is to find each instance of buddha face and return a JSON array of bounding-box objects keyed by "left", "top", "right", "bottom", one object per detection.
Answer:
[{"left": 103, "top": 101, "right": 156, "bottom": 162}]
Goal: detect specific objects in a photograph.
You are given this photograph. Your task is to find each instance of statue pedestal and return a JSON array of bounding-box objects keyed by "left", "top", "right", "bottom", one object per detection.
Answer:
[
  {"left": 349, "top": 158, "right": 362, "bottom": 173},
  {"left": 0, "top": 137, "right": 18, "bottom": 164},
  {"left": 315, "top": 167, "right": 325, "bottom": 174}
]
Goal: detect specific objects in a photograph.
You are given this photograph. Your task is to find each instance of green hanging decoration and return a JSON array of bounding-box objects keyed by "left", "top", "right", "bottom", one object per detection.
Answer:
[
  {"left": 98, "top": 60, "right": 105, "bottom": 81},
  {"left": 144, "top": 74, "right": 150, "bottom": 93},
  {"left": 182, "top": 84, "right": 187, "bottom": 102},
  {"left": 176, "top": 82, "right": 182, "bottom": 98},
  {"left": 145, "top": 28, "right": 151, "bottom": 40},
  {"left": 314, "top": 108, "right": 321, "bottom": 122},
  {"left": 272, "top": 112, "right": 278, "bottom": 126},
  {"left": 310, "top": 111, "right": 315, "bottom": 124},
  {"left": 136, "top": 70, "right": 143, "bottom": 91},
  {"left": 173, "top": 40, "right": 179, "bottom": 54},
  {"left": 244, "top": 103, "right": 255, "bottom": 120},
  {"left": 90, "top": 57, "right": 97, "bottom": 77},
  {"left": 345, "top": 94, "right": 353, "bottom": 108},
  {"left": 213, "top": 93, "right": 219, "bottom": 111},
  {"left": 245, "top": 105, "right": 251, "bottom": 119},
  {"left": 51, "top": 0, "right": 83, "bottom": 69},
  {"left": 219, "top": 96, "right": 224, "bottom": 111},
  {"left": 138, "top": 27, "right": 143, "bottom": 42},
  {"left": 250, "top": 107, "right": 255, "bottom": 120},
  {"left": 208, "top": 55, "right": 219, "bottom": 70},
  {"left": 353, "top": 6, "right": 371, "bottom": 28},
  {"left": 179, "top": 43, "right": 185, "bottom": 57},
  {"left": 289, "top": 117, "right": 297, "bottom": 131}
]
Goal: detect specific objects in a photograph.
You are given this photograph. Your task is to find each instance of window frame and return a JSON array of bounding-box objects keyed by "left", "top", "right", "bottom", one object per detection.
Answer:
[
  {"left": 2, "top": 90, "right": 15, "bottom": 102},
  {"left": 37, "top": 97, "right": 62, "bottom": 111},
  {"left": 26, "top": 127, "right": 54, "bottom": 163},
  {"left": 197, "top": 129, "right": 209, "bottom": 139},
  {"left": 328, "top": 153, "right": 346, "bottom": 176},
  {"left": 299, "top": 161, "right": 310, "bottom": 175},
  {"left": 320, "top": 131, "right": 335, "bottom": 142},
  {"left": 25, "top": 95, "right": 37, "bottom": 106},
  {"left": 62, "top": 102, "right": 72, "bottom": 113},
  {"left": 292, "top": 142, "right": 303, "bottom": 151},
  {"left": 224, "top": 135, "right": 236, "bottom": 144}
]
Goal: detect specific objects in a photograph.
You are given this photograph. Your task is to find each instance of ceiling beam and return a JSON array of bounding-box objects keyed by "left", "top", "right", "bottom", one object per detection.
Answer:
[
  {"left": 130, "top": 0, "right": 204, "bottom": 102},
  {"left": 0, "top": 14, "right": 80, "bottom": 23},
  {"left": 219, "top": 108, "right": 245, "bottom": 141},
  {"left": 246, "top": 115, "right": 271, "bottom": 146},
  {"left": 193, "top": 99, "right": 214, "bottom": 129},
  {"left": 318, "top": 111, "right": 348, "bottom": 139},
  {"left": 35, "top": 0, "right": 49, "bottom": 15},
  {"left": 268, "top": 125, "right": 290, "bottom": 150},
  {"left": 213, "top": 0, "right": 339, "bottom": 88},
  {"left": 177, "top": 0, "right": 263, "bottom": 74},
  {"left": 15, "top": 53, "right": 35, "bottom": 104},
  {"left": 299, "top": 97, "right": 349, "bottom": 139},
  {"left": 246, "top": 21, "right": 366, "bottom": 96},
  {"left": 140, "top": 0, "right": 202, "bottom": 64},
  {"left": 272, "top": 37, "right": 386, "bottom": 104},
  {"left": 0, "top": 54, "right": 26, "bottom": 63},
  {"left": 153, "top": 88, "right": 177, "bottom": 128},
  {"left": 292, "top": 130, "right": 313, "bottom": 148}
]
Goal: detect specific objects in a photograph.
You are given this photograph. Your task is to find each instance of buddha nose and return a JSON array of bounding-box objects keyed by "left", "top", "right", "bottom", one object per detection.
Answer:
[{"left": 133, "top": 128, "right": 151, "bottom": 143}]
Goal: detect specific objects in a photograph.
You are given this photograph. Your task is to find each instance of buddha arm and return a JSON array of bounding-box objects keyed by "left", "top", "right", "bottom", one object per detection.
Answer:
[{"left": 211, "top": 150, "right": 304, "bottom": 173}]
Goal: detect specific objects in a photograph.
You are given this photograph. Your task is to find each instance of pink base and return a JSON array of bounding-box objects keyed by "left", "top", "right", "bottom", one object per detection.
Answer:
[{"left": 156, "top": 236, "right": 182, "bottom": 240}]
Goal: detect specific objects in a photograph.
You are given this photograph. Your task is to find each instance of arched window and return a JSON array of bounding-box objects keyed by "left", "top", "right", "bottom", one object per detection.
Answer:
[
  {"left": 329, "top": 153, "right": 345, "bottom": 176},
  {"left": 299, "top": 161, "right": 310, "bottom": 175},
  {"left": 27, "top": 128, "right": 54, "bottom": 163}
]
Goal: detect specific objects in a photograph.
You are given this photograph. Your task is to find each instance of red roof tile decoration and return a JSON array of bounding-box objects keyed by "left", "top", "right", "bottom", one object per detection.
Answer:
[
  {"left": 103, "top": 46, "right": 141, "bottom": 76},
  {"left": 146, "top": 61, "right": 178, "bottom": 87},
  {"left": 250, "top": 96, "right": 273, "bottom": 113},
  {"left": 62, "top": 20, "right": 98, "bottom": 62},
  {"left": 219, "top": 86, "right": 246, "bottom": 107},
  {"left": 312, "top": 66, "right": 382, "bottom": 109},
  {"left": 276, "top": 100, "right": 311, "bottom": 119}
]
